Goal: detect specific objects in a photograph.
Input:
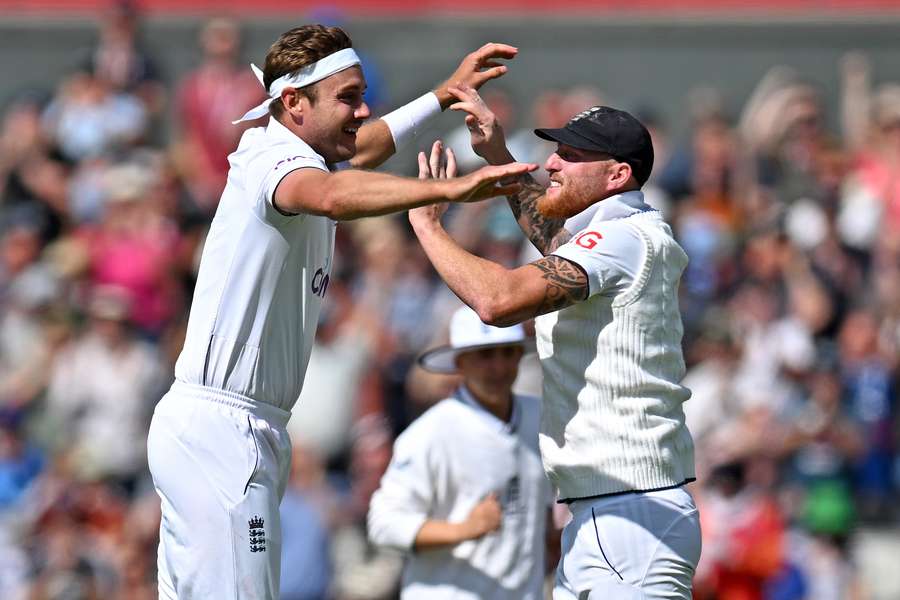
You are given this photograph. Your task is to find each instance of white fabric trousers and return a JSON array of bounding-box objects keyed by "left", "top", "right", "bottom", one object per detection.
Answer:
[
  {"left": 147, "top": 382, "right": 292, "bottom": 600},
  {"left": 554, "top": 487, "right": 701, "bottom": 600}
]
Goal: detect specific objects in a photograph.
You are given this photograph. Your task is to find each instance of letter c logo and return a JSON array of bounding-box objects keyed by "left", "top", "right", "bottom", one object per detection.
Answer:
[{"left": 311, "top": 268, "right": 330, "bottom": 297}]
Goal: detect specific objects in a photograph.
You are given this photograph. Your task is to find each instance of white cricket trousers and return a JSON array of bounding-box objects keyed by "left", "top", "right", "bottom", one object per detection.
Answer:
[
  {"left": 147, "top": 381, "right": 292, "bottom": 600},
  {"left": 554, "top": 487, "right": 701, "bottom": 600}
]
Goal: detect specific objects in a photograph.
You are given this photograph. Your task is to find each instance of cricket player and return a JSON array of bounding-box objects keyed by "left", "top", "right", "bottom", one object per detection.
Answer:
[
  {"left": 409, "top": 88, "right": 701, "bottom": 599},
  {"left": 146, "top": 25, "right": 536, "bottom": 600},
  {"left": 368, "top": 305, "right": 550, "bottom": 600}
]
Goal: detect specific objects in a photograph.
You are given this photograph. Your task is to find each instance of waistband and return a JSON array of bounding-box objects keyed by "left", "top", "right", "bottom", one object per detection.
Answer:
[
  {"left": 560, "top": 479, "right": 695, "bottom": 505},
  {"left": 168, "top": 380, "right": 291, "bottom": 428}
]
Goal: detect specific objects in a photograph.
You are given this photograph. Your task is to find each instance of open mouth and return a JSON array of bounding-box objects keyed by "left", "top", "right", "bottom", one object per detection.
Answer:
[{"left": 342, "top": 126, "right": 360, "bottom": 136}]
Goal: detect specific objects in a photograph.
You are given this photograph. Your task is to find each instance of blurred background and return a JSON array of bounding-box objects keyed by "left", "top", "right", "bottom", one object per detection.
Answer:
[{"left": 0, "top": 0, "right": 899, "bottom": 598}]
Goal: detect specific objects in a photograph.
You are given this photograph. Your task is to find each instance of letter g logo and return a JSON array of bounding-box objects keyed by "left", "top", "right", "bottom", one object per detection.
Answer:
[{"left": 574, "top": 231, "right": 603, "bottom": 250}]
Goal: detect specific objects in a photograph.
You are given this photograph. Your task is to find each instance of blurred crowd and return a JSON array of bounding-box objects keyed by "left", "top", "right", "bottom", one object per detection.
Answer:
[{"left": 0, "top": 5, "right": 898, "bottom": 600}]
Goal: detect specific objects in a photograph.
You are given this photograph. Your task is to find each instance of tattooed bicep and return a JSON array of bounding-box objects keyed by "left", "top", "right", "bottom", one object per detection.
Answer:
[{"left": 527, "top": 255, "right": 589, "bottom": 316}]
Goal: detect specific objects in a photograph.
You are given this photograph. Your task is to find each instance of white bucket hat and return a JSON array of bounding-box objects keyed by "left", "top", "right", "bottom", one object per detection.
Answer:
[{"left": 417, "top": 305, "right": 534, "bottom": 374}]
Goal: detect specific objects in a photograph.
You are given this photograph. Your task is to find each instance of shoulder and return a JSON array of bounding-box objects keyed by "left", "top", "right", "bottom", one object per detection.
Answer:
[
  {"left": 391, "top": 400, "right": 470, "bottom": 466},
  {"left": 395, "top": 399, "right": 467, "bottom": 445},
  {"left": 553, "top": 218, "right": 647, "bottom": 274},
  {"left": 235, "top": 124, "right": 327, "bottom": 174}
]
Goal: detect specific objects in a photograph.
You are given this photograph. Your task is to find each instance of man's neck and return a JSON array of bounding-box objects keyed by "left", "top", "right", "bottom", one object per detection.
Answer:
[{"left": 464, "top": 384, "right": 513, "bottom": 423}]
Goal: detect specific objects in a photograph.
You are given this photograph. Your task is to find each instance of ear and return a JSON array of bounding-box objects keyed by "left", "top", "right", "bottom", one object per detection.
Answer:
[
  {"left": 281, "top": 88, "right": 306, "bottom": 118},
  {"left": 609, "top": 161, "right": 633, "bottom": 189}
]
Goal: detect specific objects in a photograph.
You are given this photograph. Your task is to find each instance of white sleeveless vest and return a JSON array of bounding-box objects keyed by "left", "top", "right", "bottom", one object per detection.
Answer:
[{"left": 536, "top": 210, "right": 695, "bottom": 500}]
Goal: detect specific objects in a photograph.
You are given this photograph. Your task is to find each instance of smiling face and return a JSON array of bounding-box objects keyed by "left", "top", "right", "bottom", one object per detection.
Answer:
[
  {"left": 284, "top": 65, "right": 370, "bottom": 163},
  {"left": 538, "top": 143, "right": 636, "bottom": 219}
]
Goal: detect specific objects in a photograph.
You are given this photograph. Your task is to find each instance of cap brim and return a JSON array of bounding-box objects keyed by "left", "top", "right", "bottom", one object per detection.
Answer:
[
  {"left": 534, "top": 127, "right": 606, "bottom": 152},
  {"left": 417, "top": 339, "right": 537, "bottom": 374}
]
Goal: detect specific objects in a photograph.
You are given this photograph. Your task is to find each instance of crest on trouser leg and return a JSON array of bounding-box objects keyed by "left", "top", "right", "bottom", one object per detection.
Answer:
[{"left": 249, "top": 515, "right": 266, "bottom": 553}]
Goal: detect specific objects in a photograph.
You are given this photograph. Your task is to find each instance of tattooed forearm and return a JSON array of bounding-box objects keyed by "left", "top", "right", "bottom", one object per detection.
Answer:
[
  {"left": 506, "top": 175, "right": 571, "bottom": 254},
  {"left": 528, "top": 256, "right": 589, "bottom": 316}
]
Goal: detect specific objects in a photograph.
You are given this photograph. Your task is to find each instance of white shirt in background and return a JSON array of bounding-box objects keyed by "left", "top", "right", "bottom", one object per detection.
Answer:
[{"left": 368, "top": 387, "right": 550, "bottom": 600}]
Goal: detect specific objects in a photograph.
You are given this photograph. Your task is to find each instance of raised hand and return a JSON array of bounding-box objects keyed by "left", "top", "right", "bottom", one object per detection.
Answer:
[
  {"left": 461, "top": 493, "right": 503, "bottom": 540},
  {"left": 434, "top": 43, "right": 518, "bottom": 109},
  {"left": 418, "top": 139, "right": 535, "bottom": 204},
  {"left": 418, "top": 139, "right": 458, "bottom": 181},
  {"left": 409, "top": 140, "right": 537, "bottom": 229},
  {"left": 448, "top": 82, "right": 512, "bottom": 164},
  {"left": 413, "top": 140, "right": 457, "bottom": 223}
]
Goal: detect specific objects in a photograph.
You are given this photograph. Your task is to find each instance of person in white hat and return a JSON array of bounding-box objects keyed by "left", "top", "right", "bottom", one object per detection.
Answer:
[
  {"left": 147, "top": 24, "right": 536, "bottom": 600},
  {"left": 368, "top": 305, "right": 552, "bottom": 600}
]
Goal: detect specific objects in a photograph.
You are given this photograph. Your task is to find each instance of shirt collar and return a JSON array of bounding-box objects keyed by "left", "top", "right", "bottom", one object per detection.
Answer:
[
  {"left": 454, "top": 385, "right": 520, "bottom": 435},
  {"left": 564, "top": 190, "right": 652, "bottom": 234},
  {"left": 592, "top": 190, "right": 654, "bottom": 222}
]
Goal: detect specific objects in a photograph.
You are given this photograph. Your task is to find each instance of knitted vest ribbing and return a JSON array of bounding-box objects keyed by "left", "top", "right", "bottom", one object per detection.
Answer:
[{"left": 536, "top": 211, "right": 695, "bottom": 499}]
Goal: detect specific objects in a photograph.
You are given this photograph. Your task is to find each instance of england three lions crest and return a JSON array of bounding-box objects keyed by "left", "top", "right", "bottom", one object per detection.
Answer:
[{"left": 249, "top": 515, "right": 266, "bottom": 553}]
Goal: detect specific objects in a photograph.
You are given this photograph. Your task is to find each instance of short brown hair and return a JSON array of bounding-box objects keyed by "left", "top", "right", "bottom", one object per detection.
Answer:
[{"left": 264, "top": 25, "right": 353, "bottom": 118}]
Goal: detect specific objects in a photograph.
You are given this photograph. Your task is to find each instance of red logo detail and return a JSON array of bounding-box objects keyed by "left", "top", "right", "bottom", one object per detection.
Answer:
[{"left": 574, "top": 231, "right": 603, "bottom": 250}]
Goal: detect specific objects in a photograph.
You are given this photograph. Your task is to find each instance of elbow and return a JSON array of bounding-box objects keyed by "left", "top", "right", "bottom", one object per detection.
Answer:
[
  {"left": 473, "top": 297, "right": 521, "bottom": 328},
  {"left": 317, "top": 191, "right": 363, "bottom": 221},
  {"left": 316, "top": 193, "right": 345, "bottom": 220},
  {"left": 366, "top": 517, "right": 387, "bottom": 548},
  {"left": 365, "top": 505, "right": 387, "bottom": 547}
]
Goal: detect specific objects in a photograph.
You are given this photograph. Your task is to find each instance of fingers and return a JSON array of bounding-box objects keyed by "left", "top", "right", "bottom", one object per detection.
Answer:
[
  {"left": 420, "top": 140, "right": 456, "bottom": 180},
  {"left": 470, "top": 66, "right": 508, "bottom": 88},
  {"left": 448, "top": 101, "right": 480, "bottom": 115},
  {"left": 429, "top": 140, "right": 442, "bottom": 179},
  {"left": 491, "top": 162, "right": 539, "bottom": 178},
  {"left": 473, "top": 42, "right": 518, "bottom": 62},
  {"left": 417, "top": 151, "right": 429, "bottom": 180},
  {"left": 491, "top": 183, "right": 524, "bottom": 197},
  {"left": 446, "top": 148, "right": 458, "bottom": 178},
  {"left": 448, "top": 83, "right": 481, "bottom": 102},
  {"left": 447, "top": 85, "right": 486, "bottom": 107},
  {"left": 468, "top": 183, "right": 524, "bottom": 202}
]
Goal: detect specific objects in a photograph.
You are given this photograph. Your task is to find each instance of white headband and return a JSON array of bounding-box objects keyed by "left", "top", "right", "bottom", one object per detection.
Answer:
[{"left": 233, "top": 47, "right": 362, "bottom": 124}]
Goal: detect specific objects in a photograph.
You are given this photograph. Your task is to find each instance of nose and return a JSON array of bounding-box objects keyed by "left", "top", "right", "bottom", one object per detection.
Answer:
[
  {"left": 356, "top": 101, "right": 371, "bottom": 120},
  {"left": 544, "top": 152, "right": 561, "bottom": 174}
]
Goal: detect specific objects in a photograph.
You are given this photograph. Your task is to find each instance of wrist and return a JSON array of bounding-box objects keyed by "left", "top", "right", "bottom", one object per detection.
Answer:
[
  {"left": 454, "top": 519, "right": 476, "bottom": 541},
  {"left": 381, "top": 92, "right": 441, "bottom": 150},
  {"left": 481, "top": 146, "right": 516, "bottom": 166},
  {"left": 409, "top": 211, "right": 443, "bottom": 235}
]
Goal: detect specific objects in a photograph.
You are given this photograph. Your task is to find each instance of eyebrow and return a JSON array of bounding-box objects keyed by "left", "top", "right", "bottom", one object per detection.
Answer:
[{"left": 336, "top": 82, "right": 366, "bottom": 93}]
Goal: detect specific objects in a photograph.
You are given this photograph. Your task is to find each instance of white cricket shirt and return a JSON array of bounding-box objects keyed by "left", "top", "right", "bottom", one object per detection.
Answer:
[
  {"left": 174, "top": 118, "right": 336, "bottom": 411},
  {"left": 368, "top": 387, "right": 550, "bottom": 600},
  {"left": 537, "top": 191, "right": 696, "bottom": 500}
]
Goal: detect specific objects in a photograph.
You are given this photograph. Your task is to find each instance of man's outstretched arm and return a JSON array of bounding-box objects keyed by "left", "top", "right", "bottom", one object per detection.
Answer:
[{"left": 274, "top": 160, "right": 535, "bottom": 220}]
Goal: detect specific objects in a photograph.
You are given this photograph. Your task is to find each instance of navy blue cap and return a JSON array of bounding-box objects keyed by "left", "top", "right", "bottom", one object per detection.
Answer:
[{"left": 535, "top": 106, "right": 654, "bottom": 185}]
